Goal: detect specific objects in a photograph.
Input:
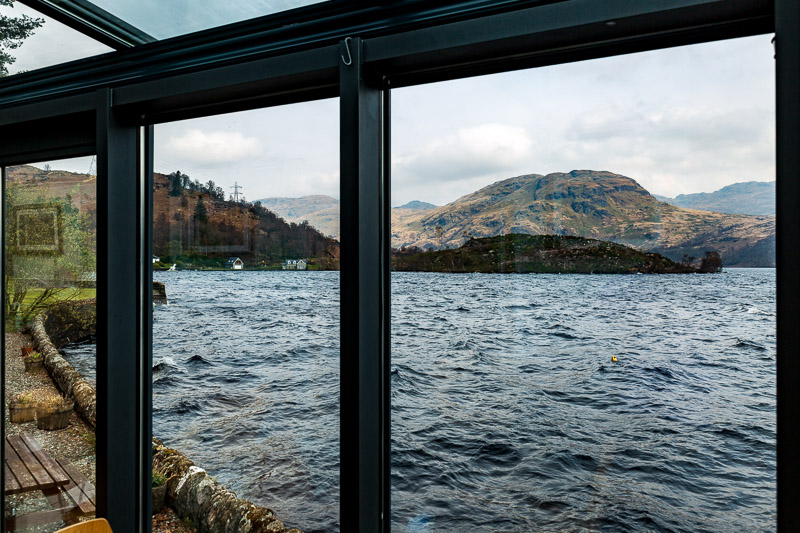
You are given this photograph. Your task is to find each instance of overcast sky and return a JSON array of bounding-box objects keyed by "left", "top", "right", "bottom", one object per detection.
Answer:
[{"left": 3, "top": 2, "right": 775, "bottom": 206}]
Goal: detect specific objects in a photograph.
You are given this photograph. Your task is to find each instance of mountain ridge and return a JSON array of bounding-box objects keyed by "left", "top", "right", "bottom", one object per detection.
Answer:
[
  {"left": 253, "top": 196, "right": 439, "bottom": 238},
  {"left": 656, "top": 181, "right": 774, "bottom": 215},
  {"left": 391, "top": 170, "right": 774, "bottom": 267},
  {"left": 395, "top": 200, "right": 438, "bottom": 210}
]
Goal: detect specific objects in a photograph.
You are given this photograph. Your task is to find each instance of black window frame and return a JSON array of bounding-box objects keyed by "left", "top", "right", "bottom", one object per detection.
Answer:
[{"left": 0, "top": 0, "right": 795, "bottom": 531}]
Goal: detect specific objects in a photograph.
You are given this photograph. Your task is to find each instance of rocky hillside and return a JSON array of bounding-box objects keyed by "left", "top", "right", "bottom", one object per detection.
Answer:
[
  {"left": 6, "top": 166, "right": 339, "bottom": 269},
  {"left": 6, "top": 165, "right": 97, "bottom": 214},
  {"left": 392, "top": 170, "right": 775, "bottom": 267},
  {"left": 392, "top": 234, "right": 720, "bottom": 274},
  {"left": 657, "top": 181, "right": 775, "bottom": 215},
  {"left": 154, "top": 173, "right": 338, "bottom": 268}
]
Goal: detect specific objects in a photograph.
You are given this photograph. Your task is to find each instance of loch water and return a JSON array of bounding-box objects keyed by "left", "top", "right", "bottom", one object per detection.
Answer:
[{"left": 62, "top": 269, "right": 776, "bottom": 532}]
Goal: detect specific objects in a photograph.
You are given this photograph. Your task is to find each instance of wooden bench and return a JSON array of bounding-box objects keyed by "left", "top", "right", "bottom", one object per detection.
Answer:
[{"left": 5, "top": 434, "right": 96, "bottom": 531}]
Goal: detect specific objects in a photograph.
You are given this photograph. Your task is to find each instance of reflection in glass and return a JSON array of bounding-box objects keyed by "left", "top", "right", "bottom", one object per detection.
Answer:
[
  {"left": 89, "top": 0, "right": 326, "bottom": 41},
  {"left": 4, "top": 158, "right": 98, "bottom": 532},
  {"left": 0, "top": 2, "right": 111, "bottom": 76}
]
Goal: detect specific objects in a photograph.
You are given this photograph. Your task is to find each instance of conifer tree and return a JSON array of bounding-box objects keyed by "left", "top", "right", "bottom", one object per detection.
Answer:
[
  {"left": 194, "top": 196, "right": 208, "bottom": 223},
  {"left": 0, "top": 1, "right": 43, "bottom": 76}
]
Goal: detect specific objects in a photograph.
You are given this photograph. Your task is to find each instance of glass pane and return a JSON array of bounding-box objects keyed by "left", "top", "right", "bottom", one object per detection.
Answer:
[
  {"left": 89, "top": 0, "right": 326, "bottom": 41},
  {"left": 0, "top": 2, "right": 112, "bottom": 77},
  {"left": 391, "top": 35, "right": 776, "bottom": 531},
  {"left": 151, "top": 101, "right": 339, "bottom": 531},
  {"left": 4, "top": 157, "right": 98, "bottom": 531}
]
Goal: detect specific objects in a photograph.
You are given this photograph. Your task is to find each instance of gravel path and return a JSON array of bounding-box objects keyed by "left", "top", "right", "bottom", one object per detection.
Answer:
[
  {"left": 152, "top": 508, "right": 196, "bottom": 533},
  {"left": 5, "top": 332, "right": 195, "bottom": 533},
  {"left": 5, "top": 331, "right": 95, "bottom": 533}
]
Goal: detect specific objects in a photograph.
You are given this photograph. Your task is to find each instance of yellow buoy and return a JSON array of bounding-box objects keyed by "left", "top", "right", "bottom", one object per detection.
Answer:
[{"left": 611, "top": 356, "right": 618, "bottom": 362}]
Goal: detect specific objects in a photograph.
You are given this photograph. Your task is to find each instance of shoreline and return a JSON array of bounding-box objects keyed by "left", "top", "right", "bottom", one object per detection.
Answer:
[
  {"left": 4, "top": 331, "right": 194, "bottom": 533},
  {"left": 30, "top": 302, "right": 303, "bottom": 533}
]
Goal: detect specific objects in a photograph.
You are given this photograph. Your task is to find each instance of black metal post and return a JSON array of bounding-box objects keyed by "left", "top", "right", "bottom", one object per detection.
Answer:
[
  {"left": 340, "top": 36, "right": 390, "bottom": 533},
  {"left": 96, "top": 88, "right": 146, "bottom": 533},
  {"left": 381, "top": 86, "right": 392, "bottom": 533},
  {"left": 140, "top": 124, "right": 155, "bottom": 529},
  {"left": 775, "top": 1, "right": 799, "bottom": 531}
]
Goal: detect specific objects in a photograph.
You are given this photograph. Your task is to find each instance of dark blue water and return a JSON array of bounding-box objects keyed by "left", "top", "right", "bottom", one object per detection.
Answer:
[
  {"left": 390, "top": 270, "right": 775, "bottom": 533},
  {"left": 60, "top": 335, "right": 96, "bottom": 387},
  {"left": 64, "top": 269, "right": 776, "bottom": 532}
]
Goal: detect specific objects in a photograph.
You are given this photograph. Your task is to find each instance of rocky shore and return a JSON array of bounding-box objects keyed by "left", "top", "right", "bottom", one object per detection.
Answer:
[{"left": 24, "top": 302, "right": 303, "bottom": 533}]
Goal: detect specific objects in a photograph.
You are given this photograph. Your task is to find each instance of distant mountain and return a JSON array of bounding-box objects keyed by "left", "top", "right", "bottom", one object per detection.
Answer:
[
  {"left": 255, "top": 195, "right": 340, "bottom": 238},
  {"left": 657, "top": 181, "right": 775, "bottom": 215},
  {"left": 395, "top": 200, "right": 437, "bottom": 210},
  {"left": 391, "top": 170, "right": 775, "bottom": 267},
  {"left": 256, "top": 195, "right": 338, "bottom": 218},
  {"left": 255, "top": 196, "right": 438, "bottom": 239}
]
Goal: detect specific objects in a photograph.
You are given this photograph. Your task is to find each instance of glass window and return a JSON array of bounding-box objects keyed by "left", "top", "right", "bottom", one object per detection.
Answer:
[
  {"left": 390, "top": 35, "right": 776, "bottom": 531},
  {"left": 88, "top": 0, "right": 326, "bottom": 41},
  {"left": 151, "top": 100, "right": 340, "bottom": 531},
  {"left": 0, "top": 2, "right": 111, "bottom": 77},
  {"left": 4, "top": 156, "right": 98, "bottom": 532}
]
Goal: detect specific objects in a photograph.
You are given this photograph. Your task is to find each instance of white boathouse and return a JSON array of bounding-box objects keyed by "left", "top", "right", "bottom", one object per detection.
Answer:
[{"left": 225, "top": 257, "right": 244, "bottom": 270}]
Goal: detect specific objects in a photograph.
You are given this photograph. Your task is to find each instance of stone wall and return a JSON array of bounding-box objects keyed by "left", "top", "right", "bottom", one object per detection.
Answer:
[
  {"left": 152, "top": 439, "right": 301, "bottom": 533},
  {"left": 32, "top": 301, "right": 97, "bottom": 428},
  {"left": 42, "top": 299, "right": 96, "bottom": 347},
  {"left": 33, "top": 300, "right": 303, "bottom": 533}
]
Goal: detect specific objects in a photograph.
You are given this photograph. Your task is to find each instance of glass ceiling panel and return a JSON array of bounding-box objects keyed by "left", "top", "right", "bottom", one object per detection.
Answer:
[
  {"left": 0, "top": 1, "right": 111, "bottom": 77},
  {"left": 88, "top": 0, "right": 327, "bottom": 41}
]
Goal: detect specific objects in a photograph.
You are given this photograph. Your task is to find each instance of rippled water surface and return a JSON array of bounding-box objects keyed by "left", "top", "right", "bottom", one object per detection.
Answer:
[
  {"left": 63, "top": 269, "right": 776, "bottom": 532},
  {"left": 390, "top": 269, "right": 775, "bottom": 533}
]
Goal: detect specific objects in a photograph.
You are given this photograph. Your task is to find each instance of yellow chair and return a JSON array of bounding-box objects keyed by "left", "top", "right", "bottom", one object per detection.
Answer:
[{"left": 55, "top": 518, "right": 112, "bottom": 533}]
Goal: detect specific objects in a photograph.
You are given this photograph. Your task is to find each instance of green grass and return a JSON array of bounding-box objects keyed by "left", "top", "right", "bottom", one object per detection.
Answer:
[
  {"left": 23, "top": 288, "right": 96, "bottom": 306},
  {"left": 6, "top": 287, "right": 96, "bottom": 330},
  {"left": 152, "top": 470, "right": 167, "bottom": 487}
]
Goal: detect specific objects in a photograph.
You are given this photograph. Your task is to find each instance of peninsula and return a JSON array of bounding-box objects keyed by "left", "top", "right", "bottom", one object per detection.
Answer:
[{"left": 391, "top": 234, "right": 722, "bottom": 274}]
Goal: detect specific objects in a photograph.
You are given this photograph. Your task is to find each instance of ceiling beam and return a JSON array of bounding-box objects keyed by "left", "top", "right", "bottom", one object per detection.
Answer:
[{"left": 0, "top": 0, "right": 774, "bottom": 119}]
